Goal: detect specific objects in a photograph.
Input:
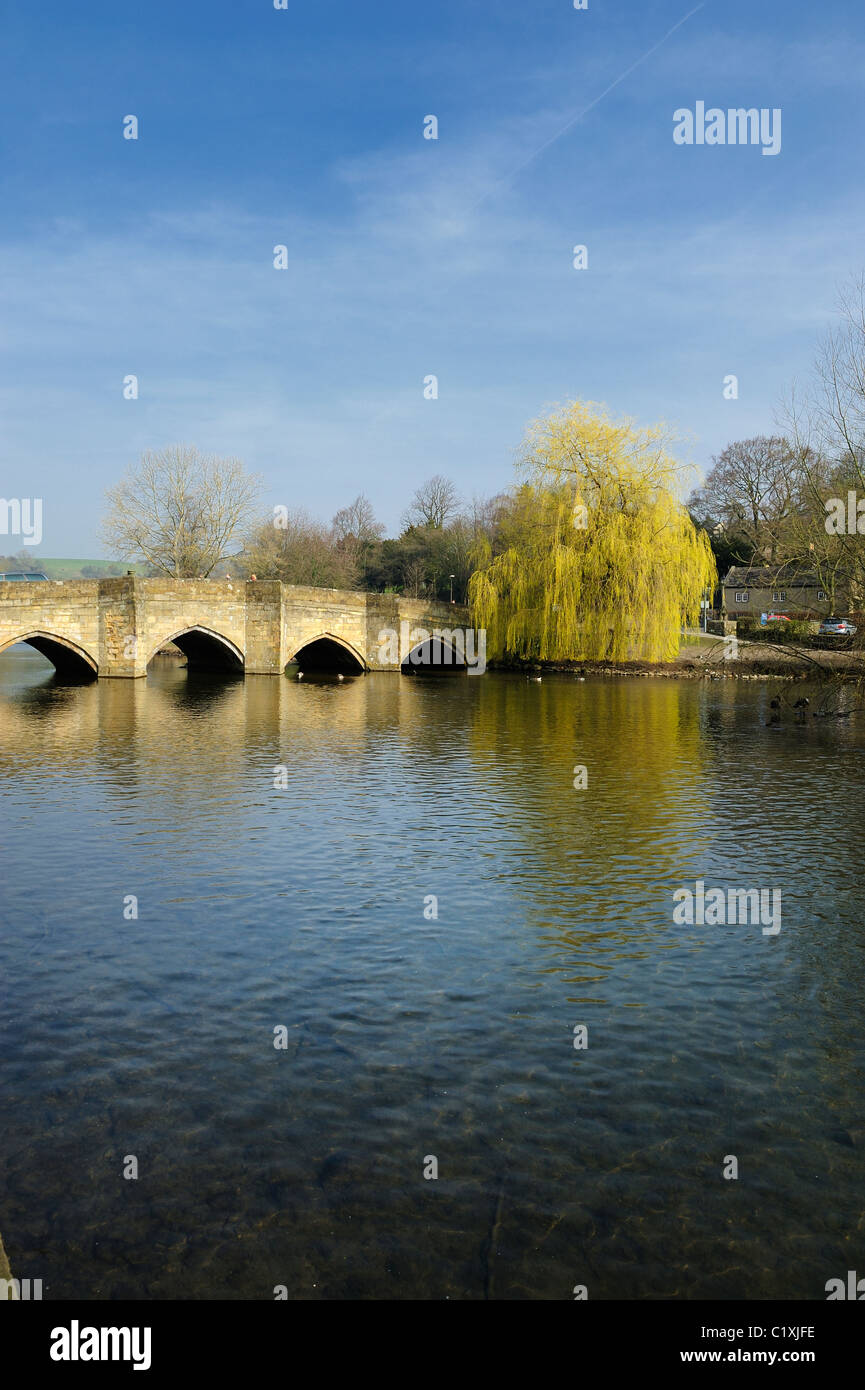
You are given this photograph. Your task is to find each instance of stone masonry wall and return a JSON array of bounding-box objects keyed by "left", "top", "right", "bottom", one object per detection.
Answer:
[{"left": 0, "top": 578, "right": 474, "bottom": 677}]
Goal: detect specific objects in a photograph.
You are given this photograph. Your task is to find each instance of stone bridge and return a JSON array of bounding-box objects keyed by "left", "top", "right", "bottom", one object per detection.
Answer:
[{"left": 0, "top": 577, "right": 478, "bottom": 679}]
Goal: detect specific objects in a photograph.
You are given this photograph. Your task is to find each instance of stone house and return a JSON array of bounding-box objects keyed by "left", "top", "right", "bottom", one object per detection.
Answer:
[{"left": 721, "top": 565, "right": 850, "bottom": 619}]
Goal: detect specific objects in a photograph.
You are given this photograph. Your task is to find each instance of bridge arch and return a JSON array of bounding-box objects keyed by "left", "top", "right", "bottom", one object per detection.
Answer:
[
  {"left": 146, "top": 626, "right": 244, "bottom": 674},
  {"left": 401, "top": 634, "right": 468, "bottom": 674},
  {"left": 0, "top": 631, "right": 98, "bottom": 681},
  {"left": 290, "top": 632, "right": 366, "bottom": 674}
]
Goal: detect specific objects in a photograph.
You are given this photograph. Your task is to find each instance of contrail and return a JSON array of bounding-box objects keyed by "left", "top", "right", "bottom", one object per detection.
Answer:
[{"left": 468, "top": 3, "right": 706, "bottom": 212}]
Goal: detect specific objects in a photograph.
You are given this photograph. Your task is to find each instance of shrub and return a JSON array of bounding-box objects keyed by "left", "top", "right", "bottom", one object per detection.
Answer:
[{"left": 761, "top": 619, "right": 812, "bottom": 642}]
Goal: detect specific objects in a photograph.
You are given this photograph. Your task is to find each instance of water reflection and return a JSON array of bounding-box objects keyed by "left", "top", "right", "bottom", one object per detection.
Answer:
[{"left": 0, "top": 647, "right": 863, "bottom": 1300}]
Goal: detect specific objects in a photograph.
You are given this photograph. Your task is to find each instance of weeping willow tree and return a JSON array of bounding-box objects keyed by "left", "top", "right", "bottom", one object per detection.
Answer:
[{"left": 469, "top": 400, "right": 717, "bottom": 662}]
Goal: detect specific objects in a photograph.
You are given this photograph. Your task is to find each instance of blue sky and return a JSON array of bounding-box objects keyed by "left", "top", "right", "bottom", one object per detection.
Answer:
[{"left": 1, "top": 0, "right": 864, "bottom": 554}]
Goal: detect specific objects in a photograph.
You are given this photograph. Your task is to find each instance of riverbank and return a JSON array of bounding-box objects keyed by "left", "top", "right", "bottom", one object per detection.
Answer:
[{"left": 490, "top": 635, "right": 865, "bottom": 679}]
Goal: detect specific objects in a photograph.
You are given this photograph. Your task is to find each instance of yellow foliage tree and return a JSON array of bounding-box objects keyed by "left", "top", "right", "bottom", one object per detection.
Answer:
[{"left": 469, "top": 400, "right": 717, "bottom": 662}]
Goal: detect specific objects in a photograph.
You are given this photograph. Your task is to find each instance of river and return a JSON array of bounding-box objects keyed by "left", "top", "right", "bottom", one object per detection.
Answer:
[{"left": 1, "top": 645, "right": 862, "bottom": 1299}]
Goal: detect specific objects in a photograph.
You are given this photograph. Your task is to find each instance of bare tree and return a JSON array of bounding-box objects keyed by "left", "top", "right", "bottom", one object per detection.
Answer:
[
  {"left": 467, "top": 491, "right": 512, "bottom": 553},
  {"left": 332, "top": 494, "right": 384, "bottom": 559},
  {"left": 401, "top": 556, "right": 428, "bottom": 598},
  {"left": 102, "top": 446, "right": 261, "bottom": 577},
  {"left": 402, "top": 475, "right": 461, "bottom": 530},
  {"left": 811, "top": 276, "right": 865, "bottom": 493},
  {"left": 243, "top": 508, "right": 358, "bottom": 589},
  {"left": 687, "top": 437, "right": 802, "bottom": 562},
  {"left": 779, "top": 277, "right": 865, "bottom": 606}
]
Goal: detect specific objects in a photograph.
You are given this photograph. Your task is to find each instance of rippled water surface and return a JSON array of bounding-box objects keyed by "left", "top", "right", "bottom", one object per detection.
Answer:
[{"left": 1, "top": 647, "right": 863, "bottom": 1300}]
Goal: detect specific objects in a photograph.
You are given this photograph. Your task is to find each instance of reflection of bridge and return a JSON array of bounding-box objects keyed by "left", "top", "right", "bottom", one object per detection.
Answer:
[{"left": 0, "top": 578, "right": 475, "bottom": 680}]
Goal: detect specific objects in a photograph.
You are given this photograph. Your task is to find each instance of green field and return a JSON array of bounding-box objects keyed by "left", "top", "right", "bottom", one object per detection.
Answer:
[{"left": 1, "top": 558, "right": 147, "bottom": 579}]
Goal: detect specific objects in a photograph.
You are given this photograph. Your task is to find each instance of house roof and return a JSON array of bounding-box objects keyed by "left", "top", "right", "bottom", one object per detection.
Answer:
[{"left": 722, "top": 565, "right": 825, "bottom": 589}]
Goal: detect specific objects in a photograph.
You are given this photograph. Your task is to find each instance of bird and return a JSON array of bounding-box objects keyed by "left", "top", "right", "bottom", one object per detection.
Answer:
[
  {"left": 338, "top": 673, "right": 345, "bottom": 681},
  {"left": 297, "top": 671, "right": 304, "bottom": 680},
  {"left": 793, "top": 697, "right": 810, "bottom": 709}
]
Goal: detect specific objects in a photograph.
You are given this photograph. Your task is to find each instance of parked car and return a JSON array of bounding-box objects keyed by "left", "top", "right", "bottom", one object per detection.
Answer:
[
  {"left": 764, "top": 612, "right": 791, "bottom": 623},
  {"left": 819, "top": 617, "right": 858, "bottom": 635},
  {"left": 0, "top": 571, "right": 49, "bottom": 582}
]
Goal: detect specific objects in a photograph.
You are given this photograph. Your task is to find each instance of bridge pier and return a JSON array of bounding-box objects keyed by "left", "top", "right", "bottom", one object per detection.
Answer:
[
  {"left": 244, "top": 580, "right": 286, "bottom": 674},
  {"left": 98, "top": 575, "right": 147, "bottom": 677}
]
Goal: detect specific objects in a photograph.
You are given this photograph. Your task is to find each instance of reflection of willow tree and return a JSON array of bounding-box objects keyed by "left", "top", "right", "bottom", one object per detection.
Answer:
[
  {"left": 469, "top": 401, "right": 716, "bottom": 663},
  {"left": 467, "top": 675, "right": 709, "bottom": 919}
]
